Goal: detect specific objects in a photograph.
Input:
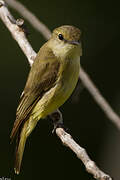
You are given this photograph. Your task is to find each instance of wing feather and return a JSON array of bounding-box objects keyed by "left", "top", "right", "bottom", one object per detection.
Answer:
[{"left": 11, "top": 45, "right": 60, "bottom": 140}]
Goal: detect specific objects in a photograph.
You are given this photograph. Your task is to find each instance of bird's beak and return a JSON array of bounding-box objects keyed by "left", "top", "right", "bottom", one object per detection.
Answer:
[{"left": 67, "top": 40, "right": 80, "bottom": 45}]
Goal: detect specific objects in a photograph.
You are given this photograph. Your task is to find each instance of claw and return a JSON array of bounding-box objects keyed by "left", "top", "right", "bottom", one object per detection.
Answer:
[{"left": 52, "top": 122, "right": 65, "bottom": 134}]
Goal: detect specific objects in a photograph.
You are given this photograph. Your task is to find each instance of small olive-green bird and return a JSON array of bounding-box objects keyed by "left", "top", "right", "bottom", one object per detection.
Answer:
[{"left": 10, "top": 25, "right": 82, "bottom": 174}]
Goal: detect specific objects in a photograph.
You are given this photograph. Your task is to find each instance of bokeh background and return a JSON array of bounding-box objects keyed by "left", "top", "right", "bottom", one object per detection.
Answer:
[{"left": 0, "top": 0, "right": 120, "bottom": 179}]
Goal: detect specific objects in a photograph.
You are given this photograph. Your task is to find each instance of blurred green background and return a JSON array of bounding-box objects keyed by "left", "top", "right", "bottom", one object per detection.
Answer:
[{"left": 0, "top": 0, "right": 120, "bottom": 179}]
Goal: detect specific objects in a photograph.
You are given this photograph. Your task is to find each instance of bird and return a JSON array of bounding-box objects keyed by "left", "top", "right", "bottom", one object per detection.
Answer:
[{"left": 10, "top": 25, "right": 82, "bottom": 174}]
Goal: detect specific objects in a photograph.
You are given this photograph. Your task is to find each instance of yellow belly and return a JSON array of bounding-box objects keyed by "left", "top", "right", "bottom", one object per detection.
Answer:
[{"left": 31, "top": 56, "right": 80, "bottom": 120}]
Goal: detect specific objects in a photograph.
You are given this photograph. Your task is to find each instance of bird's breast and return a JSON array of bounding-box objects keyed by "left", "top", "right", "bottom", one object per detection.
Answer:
[{"left": 58, "top": 56, "right": 80, "bottom": 102}]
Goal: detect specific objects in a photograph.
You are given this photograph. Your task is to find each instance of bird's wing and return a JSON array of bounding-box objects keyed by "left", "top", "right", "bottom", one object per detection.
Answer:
[{"left": 10, "top": 46, "right": 60, "bottom": 140}]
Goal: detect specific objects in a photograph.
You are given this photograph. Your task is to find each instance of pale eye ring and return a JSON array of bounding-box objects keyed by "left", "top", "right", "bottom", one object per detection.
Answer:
[{"left": 58, "top": 34, "right": 64, "bottom": 40}]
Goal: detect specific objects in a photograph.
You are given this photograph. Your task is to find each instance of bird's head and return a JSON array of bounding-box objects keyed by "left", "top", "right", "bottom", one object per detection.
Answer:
[{"left": 49, "top": 25, "right": 82, "bottom": 58}]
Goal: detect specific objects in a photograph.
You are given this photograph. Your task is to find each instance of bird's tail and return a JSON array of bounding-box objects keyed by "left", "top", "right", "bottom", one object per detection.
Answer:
[
  {"left": 14, "top": 116, "right": 38, "bottom": 174},
  {"left": 14, "top": 120, "right": 28, "bottom": 175}
]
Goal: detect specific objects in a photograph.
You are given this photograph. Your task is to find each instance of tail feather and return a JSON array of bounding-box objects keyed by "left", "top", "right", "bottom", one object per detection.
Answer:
[{"left": 14, "top": 121, "right": 28, "bottom": 175}]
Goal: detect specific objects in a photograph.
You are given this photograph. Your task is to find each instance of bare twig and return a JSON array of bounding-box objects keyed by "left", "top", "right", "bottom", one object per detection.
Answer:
[
  {"left": 0, "top": 0, "right": 36, "bottom": 65},
  {"left": 80, "top": 68, "right": 120, "bottom": 129},
  {"left": 5, "top": 0, "right": 51, "bottom": 40},
  {"left": 5, "top": 0, "right": 120, "bottom": 131},
  {"left": 0, "top": 1, "right": 113, "bottom": 179},
  {"left": 56, "top": 128, "right": 112, "bottom": 180}
]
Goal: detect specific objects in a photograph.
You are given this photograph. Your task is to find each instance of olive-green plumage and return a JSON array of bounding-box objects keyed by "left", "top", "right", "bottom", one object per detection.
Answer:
[{"left": 10, "top": 25, "right": 82, "bottom": 174}]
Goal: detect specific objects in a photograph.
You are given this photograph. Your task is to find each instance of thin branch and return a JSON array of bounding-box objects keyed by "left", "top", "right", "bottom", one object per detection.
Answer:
[
  {"left": 5, "top": 0, "right": 120, "bottom": 131},
  {"left": 0, "top": 0, "right": 36, "bottom": 65},
  {"left": 0, "top": 1, "right": 113, "bottom": 179},
  {"left": 80, "top": 67, "right": 120, "bottom": 129},
  {"left": 5, "top": 0, "right": 51, "bottom": 40},
  {"left": 56, "top": 128, "right": 112, "bottom": 180}
]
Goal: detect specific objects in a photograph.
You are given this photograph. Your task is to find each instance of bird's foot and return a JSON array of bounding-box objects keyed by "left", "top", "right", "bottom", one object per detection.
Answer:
[
  {"left": 48, "top": 109, "right": 68, "bottom": 133},
  {"left": 52, "top": 122, "right": 66, "bottom": 134}
]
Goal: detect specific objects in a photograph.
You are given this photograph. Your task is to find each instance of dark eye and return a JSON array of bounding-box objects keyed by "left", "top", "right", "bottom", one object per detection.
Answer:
[{"left": 58, "top": 34, "right": 64, "bottom": 40}]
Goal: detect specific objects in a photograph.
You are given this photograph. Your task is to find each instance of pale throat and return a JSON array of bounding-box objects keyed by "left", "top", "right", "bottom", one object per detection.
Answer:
[{"left": 49, "top": 39, "right": 80, "bottom": 60}]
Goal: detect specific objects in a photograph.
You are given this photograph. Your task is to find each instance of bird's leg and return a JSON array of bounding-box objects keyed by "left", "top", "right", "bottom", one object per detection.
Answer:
[{"left": 49, "top": 109, "right": 65, "bottom": 133}]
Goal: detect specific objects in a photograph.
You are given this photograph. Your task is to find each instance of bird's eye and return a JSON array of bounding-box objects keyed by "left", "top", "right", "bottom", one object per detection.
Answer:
[{"left": 58, "top": 34, "right": 64, "bottom": 40}]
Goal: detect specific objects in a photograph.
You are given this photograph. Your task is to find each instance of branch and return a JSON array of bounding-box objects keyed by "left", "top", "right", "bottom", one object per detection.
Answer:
[
  {"left": 5, "top": 0, "right": 51, "bottom": 40},
  {"left": 80, "top": 67, "right": 120, "bottom": 129},
  {"left": 0, "top": 1, "right": 113, "bottom": 179},
  {"left": 56, "top": 128, "right": 112, "bottom": 180},
  {"left": 5, "top": 0, "right": 120, "bottom": 131},
  {"left": 0, "top": 0, "right": 36, "bottom": 65}
]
